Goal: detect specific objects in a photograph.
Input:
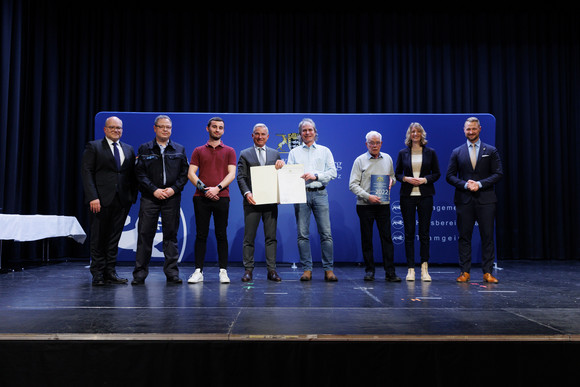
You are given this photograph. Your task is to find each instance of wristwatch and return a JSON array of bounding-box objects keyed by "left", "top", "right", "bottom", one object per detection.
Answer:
[{"left": 217, "top": 184, "right": 223, "bottom": 191}]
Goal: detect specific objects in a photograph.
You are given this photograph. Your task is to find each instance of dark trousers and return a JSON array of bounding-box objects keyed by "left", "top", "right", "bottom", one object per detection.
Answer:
[
  {"left": 133, "top": 195, "right": 181, "bottom": 280},
  {"left": 193, "top": 196, "right": 230, "bottom": 270},
  {"left": 356, "top": 204, "right": 395, "bottom": 274},
  {"left": 400, "top": 195, "right": 433, "bottom": 267},
  {"left": 456, "top": 200, "right": 496, "bottom": 274},
  {"left": 243, "top": 203, "right": 278, "bottom": 271},
  {"left": 89, "top": 194, "right": 129, "bottom": 278}
]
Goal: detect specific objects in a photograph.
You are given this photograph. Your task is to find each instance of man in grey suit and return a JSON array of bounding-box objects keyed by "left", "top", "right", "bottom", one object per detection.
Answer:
[
  {"left": 236, "top": 123, "right": 285, "bottom": 282},
  {"left": 81, "top": 116, "right": 137, "bottom": 286}
]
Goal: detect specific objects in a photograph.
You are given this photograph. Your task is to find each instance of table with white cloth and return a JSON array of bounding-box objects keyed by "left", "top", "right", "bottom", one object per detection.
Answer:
[{"left": 0, "top": 214, "right": 87, "bottom": 269}]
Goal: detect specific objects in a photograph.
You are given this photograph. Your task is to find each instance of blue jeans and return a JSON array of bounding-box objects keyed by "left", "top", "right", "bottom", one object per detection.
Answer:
[{"left": 294, "top": 189, "right": 334, "bottom": 271}]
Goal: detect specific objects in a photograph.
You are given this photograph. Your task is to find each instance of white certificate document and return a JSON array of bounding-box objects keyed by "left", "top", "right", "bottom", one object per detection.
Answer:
[
  {"left": 249, "top": 164, "right": 306, "bottom": 204},
  {"left": 250, "top": 165, "right": 278, "bottom": 204},
  {"left": 277, "top": 164, "right": 306, "bottom": 204}
]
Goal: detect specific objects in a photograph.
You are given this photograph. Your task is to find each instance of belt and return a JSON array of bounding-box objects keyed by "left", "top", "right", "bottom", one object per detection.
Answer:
[{"left": 306, "top": 186, "right": 326, "bottom": 192}]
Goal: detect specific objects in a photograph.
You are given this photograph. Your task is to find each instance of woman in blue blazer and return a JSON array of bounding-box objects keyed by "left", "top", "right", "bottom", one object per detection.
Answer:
[{"left": 395, "top": 123, "right": 441, "bottom": 281}]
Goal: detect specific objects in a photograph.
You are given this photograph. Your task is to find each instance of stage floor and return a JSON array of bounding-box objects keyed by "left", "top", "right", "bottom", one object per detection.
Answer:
[{"left": 1, "top": 259, "right": 579, "bottom": 341}]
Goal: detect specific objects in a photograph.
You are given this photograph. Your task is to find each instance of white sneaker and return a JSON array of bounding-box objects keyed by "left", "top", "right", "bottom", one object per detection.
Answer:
[
  {"left": 219, "top": 269, "right": 230, "bottom": 284},
  {"left": 187, "top": 268, "right": 203, "bottom": 284},
  {"left": 421, "top": 262, "right": 432, "bottom": 282},
  {"left": 406, "top": 268, "right": 415, "bottom": 281}
]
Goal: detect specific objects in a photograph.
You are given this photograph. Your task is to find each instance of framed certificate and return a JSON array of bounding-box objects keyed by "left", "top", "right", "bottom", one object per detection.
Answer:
[{"left": 370, "top": 174, "right": 390, "bottom": 202}]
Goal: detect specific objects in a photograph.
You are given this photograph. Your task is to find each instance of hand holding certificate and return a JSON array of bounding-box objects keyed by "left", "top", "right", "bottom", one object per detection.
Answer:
[
  {"left": 250, "top": 165, "right": 278, "bottom": 204},
  {"left": 250, "top": 164, "right": 307, "bottom": 205},
  {"left": 277, "top": 164, "right": 306, "bottom": 204},
  {"left": 370, "top": 174, "right": 391, "bottom": 203}
]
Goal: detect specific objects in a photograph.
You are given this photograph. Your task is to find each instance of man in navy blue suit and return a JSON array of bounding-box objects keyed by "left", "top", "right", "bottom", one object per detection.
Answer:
[
  {"left": 81, "top": 116, "right": 137, "bottom": 286},
  {"left": 446, "top": 117, "right": 503, "bottom": 283}
]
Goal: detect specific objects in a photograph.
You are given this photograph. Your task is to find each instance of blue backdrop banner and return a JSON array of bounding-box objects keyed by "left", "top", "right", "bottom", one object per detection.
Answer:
[{"left": 94, "top": 112, "right": 495, "bottom": 266}]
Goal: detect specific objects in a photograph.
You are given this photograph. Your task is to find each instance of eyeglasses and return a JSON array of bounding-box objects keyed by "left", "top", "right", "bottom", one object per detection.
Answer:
[
  {"left": 366, "top": 141, "right": 381, "bottom": 146},
  {"left": 106, "top": 126, "right": 122, "bottom": 131},
  {"left": 155, "top": 125, "right": 172, "bottom": 130}
]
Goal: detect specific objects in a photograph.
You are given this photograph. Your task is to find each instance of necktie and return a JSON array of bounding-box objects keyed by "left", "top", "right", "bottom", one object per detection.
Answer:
[
  {"left": 113, "top": 142, "right": 121, "bottom": 170},
  {"left": 259, "top": 147, "right": 265, "bottom": 166},
  {"left": 470, "top": 144, "right": 477, "bottom": 169}
]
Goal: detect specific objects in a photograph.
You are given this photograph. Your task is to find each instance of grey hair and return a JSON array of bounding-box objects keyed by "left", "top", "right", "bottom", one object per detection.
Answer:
[
  {"left": 298, "top": 118, "right": 318, "bottom": 142},
  {"left": 365, "top": 131, "right": 382, "bottom": 142},
  {"left": 253, "top": 123, "right": 269, "bottom": 134},
  {"left": 298, "top": 118, "right": 316, "bottom": 132}
]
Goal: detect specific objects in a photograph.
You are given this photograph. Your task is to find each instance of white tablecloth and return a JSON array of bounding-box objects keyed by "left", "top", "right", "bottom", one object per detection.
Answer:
[{"left": 0, "top": 214, "right": 86, "bottom": 244}]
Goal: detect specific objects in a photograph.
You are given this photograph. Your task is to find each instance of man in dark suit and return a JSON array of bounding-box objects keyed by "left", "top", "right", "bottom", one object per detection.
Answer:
[
  {"left": 446, "top": 117, "right": 503, "bottom": 283},
  {"left": 237, "top": 123, "right": 285, "bottom": 282},
  {"left": 81, "top": 116, "right": 137, "bottom": 286}
]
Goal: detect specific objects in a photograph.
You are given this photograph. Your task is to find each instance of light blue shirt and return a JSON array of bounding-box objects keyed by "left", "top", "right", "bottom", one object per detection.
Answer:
[
  {"left": 287, "top": 142, "right": 337, "bottom": 188},
  {"left": 467, "top": 138, "right": 481, "bottom": 159}
]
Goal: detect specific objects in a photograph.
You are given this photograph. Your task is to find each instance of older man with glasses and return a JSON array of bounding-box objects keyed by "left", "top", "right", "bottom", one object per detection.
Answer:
[{"left": 349, "top": 130, "right": 400, "bottom": 282}]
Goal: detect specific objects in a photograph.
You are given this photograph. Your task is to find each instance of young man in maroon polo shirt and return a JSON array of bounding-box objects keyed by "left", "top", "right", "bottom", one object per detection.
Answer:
[{"left": 187, "top": 117, "right": 237, "bottom": 284}]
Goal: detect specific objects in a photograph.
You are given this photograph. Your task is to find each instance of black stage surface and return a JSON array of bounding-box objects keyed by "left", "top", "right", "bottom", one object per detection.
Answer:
[{"left": 1, "top": 260, "right": 579, "bottom": 386}]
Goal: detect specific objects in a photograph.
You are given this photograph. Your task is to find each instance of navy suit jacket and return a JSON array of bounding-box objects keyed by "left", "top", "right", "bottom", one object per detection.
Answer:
[
  {"left": 395, "top": 146, "right": 441, "bottom": 197},
  {"left": 445, "top": 141, "right": 503, "bottom": 205},
  {"left": 81, "top": 138, "right": 137, "bottom": 207},
  {"left": 236, "top": 145, "right": 281, "bottom": 206}
]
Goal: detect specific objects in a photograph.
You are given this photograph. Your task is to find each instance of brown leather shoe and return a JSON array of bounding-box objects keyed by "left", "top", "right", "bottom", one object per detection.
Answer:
[
  {"left": 456, "top": 272, "right": 471, "bottom": 282},
  {"left": 241, "top": 270, "right": 253, "bottom": 282},
  {"left": 483, "top": 273, "right": 499, "bottom": 283},
  {"left": 267, "top": 270, "right": 282, "bottom": 282},
  {"left": 324, "top": 270, "right": 338, "bottom": 282},
  {"left": 300, "top": 270, "right": 312, "bottom": 281}
]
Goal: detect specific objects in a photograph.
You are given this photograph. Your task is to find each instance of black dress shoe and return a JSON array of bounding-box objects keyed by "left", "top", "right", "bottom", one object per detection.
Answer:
[
  {"left": 92, "top": 276, "right": 105, "bottom": 286},
  {"left": 241, "top": 270, "right": 253, "bottom": 282},
  {"left": 267, "top": 270, "right": 282, "bottom": 282},
  {"left": 131, "top": 279, "right": 145, "bottom": 285},
  {"left": 364, "top": 271, "right": 375, "bottom": 281},
  {"left": 105, "top": 273, "right": 128, "bottom": 284},
  {"left": 166, "top": 276, "right": 183, "bottom": 284},
  {"left": 385, "top": 273, "right": 402, "bottom": 282}
]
